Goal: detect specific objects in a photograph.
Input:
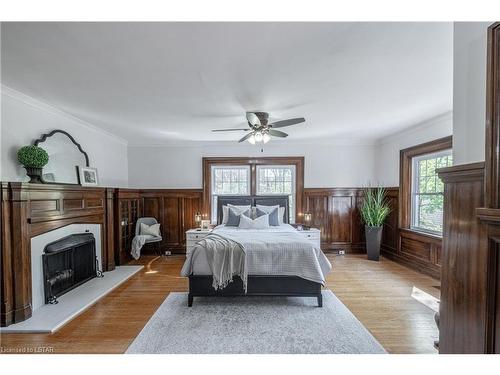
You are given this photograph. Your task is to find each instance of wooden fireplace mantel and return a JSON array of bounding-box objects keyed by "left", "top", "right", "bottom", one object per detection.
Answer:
[{"left": 0, "top": 182, "right": 116, "bottom": 327}]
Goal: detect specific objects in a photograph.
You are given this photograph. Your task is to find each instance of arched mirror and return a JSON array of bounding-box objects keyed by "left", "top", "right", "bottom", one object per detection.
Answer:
[{"left": 34, "top": 130, "right": 89, "bottom": 185}]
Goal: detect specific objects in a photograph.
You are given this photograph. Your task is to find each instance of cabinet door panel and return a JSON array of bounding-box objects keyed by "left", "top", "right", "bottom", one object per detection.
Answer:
[
  {"left": 163, "top": 197, "right": 181, "bottom": 246},
  {"left": 329, "top": 196, "right": 352, "bottom": 243},
  {"left": 181, "top": 197, "right": 202, "bottom": 244},
  {"left": 305, "top": 194, "right": 330, "bottom": 243}
]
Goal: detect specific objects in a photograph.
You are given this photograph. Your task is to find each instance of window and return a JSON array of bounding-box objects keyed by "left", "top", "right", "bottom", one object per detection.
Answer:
[
  {"left": 211, "top": 165, "right": 250, "bottom": 223},
  {"left": 256, "top": 165, "right": 296, "bottom": 223},
  {"left": 204, "top": 157, "right": 304, "bottom": 225},
  {"left": 411, "top": 150, "right": 452, "bottom": 234},
  {"left": 400, "top": 136, "right": 452, "bottom": 237}
]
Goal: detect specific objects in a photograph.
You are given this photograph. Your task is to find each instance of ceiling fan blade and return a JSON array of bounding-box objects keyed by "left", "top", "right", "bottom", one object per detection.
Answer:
[
  {"left": 268, "top": 129, "right": 288, "bottom": 138},
  {"left": 238, "top": 132, "right": 254, "bottom": 143},
  {"left": 246, "top": 112, "right": 261, "bottom": 126},
  {"left": 212, "top": 128, "right": 250, "bottom": 132},
  {"left": 268, "top": 117, "right": 305, "bottom": 128}
]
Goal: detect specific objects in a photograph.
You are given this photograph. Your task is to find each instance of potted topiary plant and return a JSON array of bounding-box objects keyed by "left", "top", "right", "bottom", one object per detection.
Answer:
[
  {"left": 17, "top": 145, "right": 49, "bottom": 183},
  {"left": 360, "top": 187, "right": 391, "bottom": 261}
]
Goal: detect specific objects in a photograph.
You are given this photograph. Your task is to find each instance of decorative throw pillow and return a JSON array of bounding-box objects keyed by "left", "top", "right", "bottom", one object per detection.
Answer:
[
  {"left": 257, "top": 207, "right": 280, "bottom": 226},
  {"left": 140, "top": 222, "right": 161, "bottom": 237},
  {"left": 222, "top": 204, "right": 251, "bottom": 224},
  {"left": 238, "top": 213, "right": 270, "bottom": 229},
  {"left": 256, "top": 204, "right": 286, "bottom": 224},
  {"left": 226, "top": 208, "right": 251, "bottom": 226}
]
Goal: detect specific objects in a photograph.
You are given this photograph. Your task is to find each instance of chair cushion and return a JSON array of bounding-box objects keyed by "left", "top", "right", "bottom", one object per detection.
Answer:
[{"left": 140, "top": 222, "right": 161, "bottom": 236}]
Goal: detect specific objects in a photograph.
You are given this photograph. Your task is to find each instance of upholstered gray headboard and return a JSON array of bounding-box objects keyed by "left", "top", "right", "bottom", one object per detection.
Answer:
[{"left": 216, "top": 195, "right": 290, "bottom": 225}]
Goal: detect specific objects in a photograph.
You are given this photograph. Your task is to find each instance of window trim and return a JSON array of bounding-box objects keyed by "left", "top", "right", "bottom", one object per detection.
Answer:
[
  {"left": 399, "top": 136, "right": 452, "bottom": 237},
  {"left": 410, "top": 149, "right": 452, "bottom": 235},
  {"left": 202, "top": 157, "right": 304, "bottom": 223}
]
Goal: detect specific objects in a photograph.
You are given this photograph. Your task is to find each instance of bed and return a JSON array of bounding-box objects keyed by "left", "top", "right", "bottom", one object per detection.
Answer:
[{"left": 180, "top": 195, "right": 331, "bottom": 307}]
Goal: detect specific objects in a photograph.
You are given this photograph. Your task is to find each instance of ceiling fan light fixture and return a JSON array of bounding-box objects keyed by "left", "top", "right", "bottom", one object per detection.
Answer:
[
  {"left": 248, "top": 134, "right": 256, "bottom": 144},
  {"left": 263, "top": 133, "right": 271, "bottom": 143},
  {"left": 254, "top": 131, "right": 263, "bottom": 143}
]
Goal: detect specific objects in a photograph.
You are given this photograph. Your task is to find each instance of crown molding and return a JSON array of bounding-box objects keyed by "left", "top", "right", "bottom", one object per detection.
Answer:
[
  {"left": 127, "top": 136, "right": 378, "bottom": 148},
  {"left": 1, "top": 84, "right": 128, "bottom": 145},
  {"left": 376, "top": 111, "right": 453, "bottom": 146}
]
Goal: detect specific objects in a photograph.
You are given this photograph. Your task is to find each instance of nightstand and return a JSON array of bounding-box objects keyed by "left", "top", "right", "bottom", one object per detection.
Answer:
[
  {"left": 186, "top": 229, "right": 212, "bottom": 256},
  {"left": 296, "top": 228, "right": 321, "bottom": 249}
]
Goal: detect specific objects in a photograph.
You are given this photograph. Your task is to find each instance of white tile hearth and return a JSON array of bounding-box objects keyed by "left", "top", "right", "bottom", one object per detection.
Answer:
[{"left": 0, "top": 266, "right": 143, "bottom": 333}]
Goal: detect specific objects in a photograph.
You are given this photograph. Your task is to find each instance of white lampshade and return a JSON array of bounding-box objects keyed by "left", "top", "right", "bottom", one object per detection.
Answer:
[
  {"left": 248, "top": 134, "right": 256, "bottom": 144},
  {"left": 254, "top": 132, "right": 263, "bottom": 142},
  {"left": 263, "top": 133, "right": 271, "bottom": 143}
]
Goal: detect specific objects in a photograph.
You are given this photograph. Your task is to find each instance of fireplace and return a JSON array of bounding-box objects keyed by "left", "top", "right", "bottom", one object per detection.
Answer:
[{"left": 42, "top": 233, "right": 102, "bottom": 304}]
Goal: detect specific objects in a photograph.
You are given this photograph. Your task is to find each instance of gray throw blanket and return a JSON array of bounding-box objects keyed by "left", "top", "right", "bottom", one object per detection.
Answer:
[
  {"left": 183, "top": 233, "right": 247, "bottom": 292},
  {"left": 131, "top": 235, "right": 162, "bottom": 260}
]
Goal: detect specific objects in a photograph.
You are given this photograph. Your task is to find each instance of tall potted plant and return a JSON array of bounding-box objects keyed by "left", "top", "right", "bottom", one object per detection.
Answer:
[
  {"left": 17, "top": 145, "right": 49, "bottom": 183},
  {"left": 360, "top": 187, "right": 391, "bottom": 261}
]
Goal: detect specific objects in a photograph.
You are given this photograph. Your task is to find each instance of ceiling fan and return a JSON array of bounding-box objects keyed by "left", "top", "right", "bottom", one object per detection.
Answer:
[{"left": 212, "top": 112, "right": 305, "bottom": 144}]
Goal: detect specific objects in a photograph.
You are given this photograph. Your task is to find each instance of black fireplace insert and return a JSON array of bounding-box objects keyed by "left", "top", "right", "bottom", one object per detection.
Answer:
[{"left": 42, "top": 232, "right": 102, "bottom": 304}]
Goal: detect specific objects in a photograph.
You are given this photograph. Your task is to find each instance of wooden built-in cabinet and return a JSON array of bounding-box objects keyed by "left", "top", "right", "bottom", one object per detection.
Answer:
[{"left": 114, "top": 189, "right": 141, "bottom": 265}]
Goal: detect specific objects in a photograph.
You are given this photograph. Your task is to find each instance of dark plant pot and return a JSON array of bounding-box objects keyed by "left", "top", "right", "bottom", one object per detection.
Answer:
[
  {"left": 24, "top": 166, "right": 43, "bottom": 183},
  {"left": 365, "top": 225, "right": 383, "bottom": 261}
]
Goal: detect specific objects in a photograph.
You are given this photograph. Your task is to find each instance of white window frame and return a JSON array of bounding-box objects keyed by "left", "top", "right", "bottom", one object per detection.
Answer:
[
  {"left": 410, "top": 149, "right": 452, "bottom": 235},
  {"left": 256, "top": 165, "right": 296, "bottom": 223},
  {"left": 211, "top": 165, "right": 251, "bottom": 223}
]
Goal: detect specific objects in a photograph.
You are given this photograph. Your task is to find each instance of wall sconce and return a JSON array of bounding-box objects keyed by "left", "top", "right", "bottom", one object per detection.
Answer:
[
  {"left": 304, "top": 213, "right": 312, "bottom": 226},
  {"left": 195, "top": 212, "right": 202, "bottom": 228}
]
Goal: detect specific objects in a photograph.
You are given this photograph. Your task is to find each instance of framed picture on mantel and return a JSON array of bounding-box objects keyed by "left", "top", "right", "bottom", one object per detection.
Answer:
[{"left": 78, "top": 166, "right": 99, "bottom": 187}]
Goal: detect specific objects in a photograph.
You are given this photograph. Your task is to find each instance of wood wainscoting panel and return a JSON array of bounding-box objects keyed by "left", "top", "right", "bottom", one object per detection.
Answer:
[
  {"left": 304, "top": 193, "right": 330, "bottom": 242},
  {"left": 304, "top": 188, "right": 398, "bottom": 253},
  {"left": 381, "top": 189, "right": 399, "bottom": 254},
  {"left": 141, "top": 190, "right": 203, "bottom": 254},
  {"left": 115, "top": 189, "right": 203, "bottom": 261},
  {"left": 400, "top": 234, "right": 432, "bottom": 262},
  {"left": 161, "top": 197, "right": 182, "bottom": 248},
  {"left": 438, "top": 162, "right": 488, "bottom": 353},
  {"left": 329, "top": 195, "right": 352, "bottom": 244}
]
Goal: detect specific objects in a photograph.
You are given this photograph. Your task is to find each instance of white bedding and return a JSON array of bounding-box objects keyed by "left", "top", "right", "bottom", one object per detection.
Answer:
[{"left": 181, "top": 224, "right": 332, "bottom": 285}]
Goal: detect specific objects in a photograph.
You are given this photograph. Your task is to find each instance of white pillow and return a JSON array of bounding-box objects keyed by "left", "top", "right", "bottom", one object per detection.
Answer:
[
  {"left": 140, "top": 222, "right": 161, "bottom": 236},
  {"left": 222, "top": 204, "right": 251, "bottom": 224},
  {"left": 238, "top": 213, "right": 270, "bottom": 229},
  {"left": 256, "top": 205, "right": 286, "bottom": 224}
]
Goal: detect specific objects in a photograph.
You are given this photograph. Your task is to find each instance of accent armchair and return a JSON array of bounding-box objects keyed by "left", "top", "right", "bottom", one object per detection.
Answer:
[{"left": 135, "top": 217, "right": 163, "bottom": 256}]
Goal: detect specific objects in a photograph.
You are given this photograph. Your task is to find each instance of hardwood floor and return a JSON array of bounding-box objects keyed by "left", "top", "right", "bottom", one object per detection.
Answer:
[{"left": 0, "top": 254, "right": 439, "bottom": 354}]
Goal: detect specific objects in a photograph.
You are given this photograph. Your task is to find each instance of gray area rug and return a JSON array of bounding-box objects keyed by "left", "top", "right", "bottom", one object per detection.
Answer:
[{"left": 126, "top": 290, "right": 386, "bottom": 354}]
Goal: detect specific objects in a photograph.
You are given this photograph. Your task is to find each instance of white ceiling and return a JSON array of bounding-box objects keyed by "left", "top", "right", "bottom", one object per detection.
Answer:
[{"left": 1, "top": 22, "right": 453, "bottom": 145}]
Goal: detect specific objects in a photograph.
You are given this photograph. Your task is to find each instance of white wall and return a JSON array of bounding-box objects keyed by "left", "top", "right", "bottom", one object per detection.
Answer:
[
  {"left": 128, "top": 141, "right": 378, "bottom": 189},
  {"left": 452, "top": 22, "right": 490, "bottom": 165},
  {"left": 1, "top": 87, "right": 129, "bottom": 186},
  {"left": 375, "top": 112, "right": 453, "bottom": 187}
]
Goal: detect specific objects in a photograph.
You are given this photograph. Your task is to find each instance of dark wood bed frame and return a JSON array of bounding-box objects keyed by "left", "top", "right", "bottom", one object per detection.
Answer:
[{"left": 188, "top": 195, "right": 323, "bottom": 307}]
